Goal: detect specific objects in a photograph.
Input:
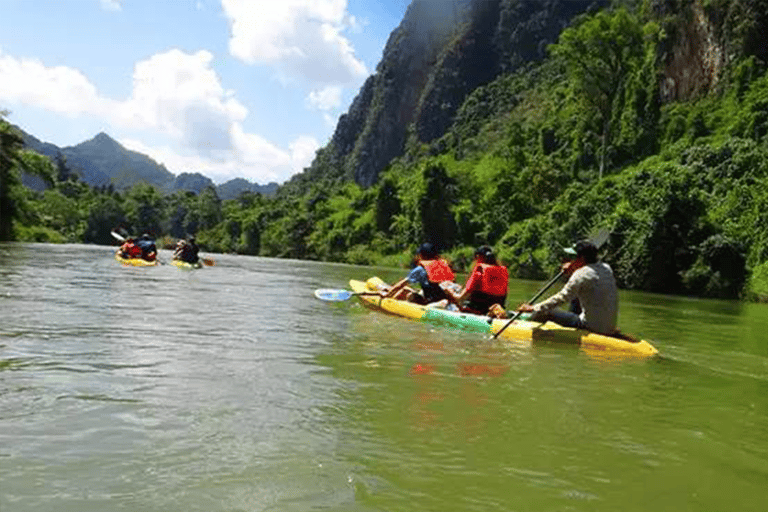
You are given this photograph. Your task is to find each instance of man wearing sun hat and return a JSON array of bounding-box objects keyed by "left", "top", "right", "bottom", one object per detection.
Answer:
[{"left": 517, "top": 239, "right": 618, "bottom": 335}]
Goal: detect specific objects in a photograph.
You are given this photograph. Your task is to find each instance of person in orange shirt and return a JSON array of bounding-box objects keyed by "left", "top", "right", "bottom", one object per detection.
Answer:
[{"left": 385, "top": 243, "right": 456, "bottom": 304}]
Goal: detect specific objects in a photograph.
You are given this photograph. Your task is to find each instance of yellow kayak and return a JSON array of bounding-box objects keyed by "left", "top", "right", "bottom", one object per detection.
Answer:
[
  {"left": 350, "top": 277, "right": 659, "bottom": 359},
  {"left": 172, "top": 259, "right": 203, "bottom": 269},
  {"left": 115, "top": 252, "right": 158, "bottom": 266}
]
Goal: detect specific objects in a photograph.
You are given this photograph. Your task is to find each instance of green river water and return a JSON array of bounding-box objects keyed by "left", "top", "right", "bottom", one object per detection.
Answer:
[{"left": 1, "top": 242, "right": 766, "bottom": 511}]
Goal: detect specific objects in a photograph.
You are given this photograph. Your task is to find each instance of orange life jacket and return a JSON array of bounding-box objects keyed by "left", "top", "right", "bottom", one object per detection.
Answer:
[
  {"left": 420, "top": 258, "right": 455, "bottom": 283},
  {"left": 471, "top": 263, "right": 508, "bottom": 296}
]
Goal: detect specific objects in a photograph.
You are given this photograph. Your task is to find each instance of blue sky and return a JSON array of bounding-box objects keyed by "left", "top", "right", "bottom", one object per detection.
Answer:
[{"left": 0, "top": 0, "right": 411, "bottom": 185}]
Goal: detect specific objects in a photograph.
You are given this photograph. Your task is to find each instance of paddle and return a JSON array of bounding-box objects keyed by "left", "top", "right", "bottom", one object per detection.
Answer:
[
  {"left": 493, "top": 228, "right": 610, "bottom": 339},
  {"left": 314, "top": 289, "right": 382, "bottom": 302}
]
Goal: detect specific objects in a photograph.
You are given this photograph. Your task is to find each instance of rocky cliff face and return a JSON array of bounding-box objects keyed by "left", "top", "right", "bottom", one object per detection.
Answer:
[
  {"left": 656, "top": 0, "right": 768, "bottom": 102},
  {"left": 317, "top": 0, "right": 605, "bottom": 187}
]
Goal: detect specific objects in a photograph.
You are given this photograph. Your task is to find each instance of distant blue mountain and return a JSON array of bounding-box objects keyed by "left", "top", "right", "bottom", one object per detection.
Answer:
[{"left": 16, "top": 127, "right": 277, "bottom": 198}]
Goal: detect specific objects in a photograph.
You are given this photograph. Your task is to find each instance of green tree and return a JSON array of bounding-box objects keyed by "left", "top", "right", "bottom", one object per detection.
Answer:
[
  {"left": 550, "top": 7, "right": 646, "bottom": 177},
  {"left": 0, "top": 117, "right": 26, "bottom": 240},
  {"left": 196, "top": 186, "right": 223, "bottom": 231},
  {"left": 419, "top": 162, "right": 458, "bottom": 249},
  {"left": 84, "top": 194, "right": 126, "bottom": 244},
  {"left": 124, "top": 183, "right": 164, "bottom": 236},
  {"left": 0, "top": 116, "right": 56, "bottom": 241}
]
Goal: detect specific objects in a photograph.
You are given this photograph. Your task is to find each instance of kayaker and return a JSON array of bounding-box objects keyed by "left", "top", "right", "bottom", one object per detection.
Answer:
[
  {"left": 118, "top": 238, "right": 143, "bottom": 259},
  {"left": 443, "top": 245, "right": 508, "bottom": 315},
  {"left": 136, "top": 234, "right": 157, "bottom": 261},
  {"left": 516, "top": 240, "right": 618, "bottom": 335},
  {"left": 174, "top": 236, "right": 200, "bottom": 263},
  {"left": 384, "top": 242, "right": 456, "bottom": 304}
]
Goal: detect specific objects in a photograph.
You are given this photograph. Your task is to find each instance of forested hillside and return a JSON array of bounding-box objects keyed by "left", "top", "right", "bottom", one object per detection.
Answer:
[{"left": 3, "top": 0, "right": 768, "bottom": 300}]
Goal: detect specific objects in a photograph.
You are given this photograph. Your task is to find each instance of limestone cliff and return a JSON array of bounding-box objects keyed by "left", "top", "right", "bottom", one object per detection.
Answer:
[
  {"left": 307, "top": 0, "right": 606, "bottom": 188},
  {"left": 657, "top": 0, "right": 768, "bottom": 102}
]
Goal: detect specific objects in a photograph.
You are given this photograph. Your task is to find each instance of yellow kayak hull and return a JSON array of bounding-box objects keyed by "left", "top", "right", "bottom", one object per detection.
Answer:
[
  {"left": 172, "top": 259, "right": 203, "bottom": 269},
  {"left": 115, "top": 253, "right": 158, "bottom": 266},
  {"left": 350, "top": 277, "right": 659, "bottom": 359}
]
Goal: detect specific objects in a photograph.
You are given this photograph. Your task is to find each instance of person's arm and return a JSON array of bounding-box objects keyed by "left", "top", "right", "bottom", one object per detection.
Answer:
[
  {"left": 384, "top": 277, "right": 410, "bottom": 298},
  {"left": 385, "top": 266, "right": 426, "bottom": 298},
  {"left": 445, "top": 266, "right": 481, "bottom": 303},
  {"left": 531, "top": 271, "right": 583, "bottom": 314}
]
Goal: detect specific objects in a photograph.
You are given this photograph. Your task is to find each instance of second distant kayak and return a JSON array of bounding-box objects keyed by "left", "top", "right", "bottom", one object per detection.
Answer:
[{"left": 172, "top": 259, "right": 203, "bottom": 270}]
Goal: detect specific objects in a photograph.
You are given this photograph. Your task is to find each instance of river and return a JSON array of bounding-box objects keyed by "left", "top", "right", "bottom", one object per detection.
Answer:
[{"left": 1, "top": 242, "right": 766, "bottom": 511}]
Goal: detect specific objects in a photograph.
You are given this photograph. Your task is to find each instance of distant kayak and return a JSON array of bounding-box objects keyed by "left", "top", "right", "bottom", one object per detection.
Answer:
[
  {"left": 349, "top": 277, "right": 659, "bottom": 359},
  {"left": 172, "top": 259, "right": 203, "bottom": 270},
  {"left": 115, "top": 252, "right": 158, "bottom": 267}
]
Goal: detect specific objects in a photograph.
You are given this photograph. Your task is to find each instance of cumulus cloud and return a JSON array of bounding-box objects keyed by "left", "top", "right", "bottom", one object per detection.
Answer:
[
  {"left": 117, "top": 49, "right": 247, "bottom": 155},
  {"left": 222, "top": 0, "right": 367, "bottom": 85},
  {"left": 0, "top": 50, "right": 117, "bottom": 116},
  {"left": 0, "top": 47, "right": 315, "bottom": 184}
]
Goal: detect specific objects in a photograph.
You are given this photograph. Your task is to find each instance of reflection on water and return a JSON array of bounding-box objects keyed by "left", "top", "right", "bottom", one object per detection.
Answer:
[{"left": 1, "top": 243, "right": 768, "bottom": 511}]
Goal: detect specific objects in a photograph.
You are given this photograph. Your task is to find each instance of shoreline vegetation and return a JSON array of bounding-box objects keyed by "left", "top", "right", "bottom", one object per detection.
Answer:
[{"left": 3, "top": 1, "right": 768, "bottom": 302}]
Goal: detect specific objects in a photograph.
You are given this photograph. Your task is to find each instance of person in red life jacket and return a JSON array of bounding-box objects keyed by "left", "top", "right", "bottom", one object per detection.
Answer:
[
  {"left": 118, "top": 238, "right": 143, "bottom": 259},
  {"left": 443, "top": 245, "right": 508, "bottom": 315},
  {"left": 384, "top": 242, "right": 456, "bottom": 304}
]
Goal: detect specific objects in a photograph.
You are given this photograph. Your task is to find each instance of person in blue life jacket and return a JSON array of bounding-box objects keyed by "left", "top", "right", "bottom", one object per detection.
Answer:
[
  {"left": 442, "top": 245, "right": 509, "bottom": 315},
  {"left": 516, "top": 239, "right": 618, "bottom": 335},
  {"left": 384, "top": 243, "right": 457, "bottom": 304}
]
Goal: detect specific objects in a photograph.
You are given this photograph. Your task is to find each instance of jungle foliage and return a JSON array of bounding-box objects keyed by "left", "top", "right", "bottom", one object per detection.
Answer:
[{"left": 3, "top": 2, "right": 768, "bottom": 300}]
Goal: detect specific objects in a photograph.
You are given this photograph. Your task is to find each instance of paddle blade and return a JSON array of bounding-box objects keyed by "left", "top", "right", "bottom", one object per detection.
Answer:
[
  {"left": 314, "top": 289, "right": 355, "bottom": 301},
  {"left": 590, "top": 228, "right": 610, "bottom": 249},
  {"left": 110, "top": 230, "right": 126, "bottom": 242},
  {"left": 202, "top": 258, "right": 215, "bottom": 266}
]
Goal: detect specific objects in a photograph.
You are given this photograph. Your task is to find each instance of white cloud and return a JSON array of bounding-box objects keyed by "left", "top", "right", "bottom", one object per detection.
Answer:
[
  {"left": 306, "top": 86, "right": 342, "bottom": 111},
  {"left": 117, "top": 49, "right": 247, "bottom": 155},
  {"left": 0, "top": 48, "right": 315, "bottom": 184},
  {"left": 0, "top": 51, "right": 117, "bottom": 116},
  {"left": 222, "top": 0, "right": 367, "bottom": 85},
  {"left": 99, "top": 0, "right": 122, "bottom": 12},
  {"left": 289, "top": 135, "right": 319, "bottom": 171},
  {"left": 122, "top": 131, "right": 317, "bottom": 184}
]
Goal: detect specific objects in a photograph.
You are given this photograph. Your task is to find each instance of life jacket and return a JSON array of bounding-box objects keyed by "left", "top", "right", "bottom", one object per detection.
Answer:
[
  {"left": 464, "top": 263, "right": 508, "bottom": 314},
  {"left": 420, "top": 258, "right": 455, "bottom": 283},
  {"left": 122, "top": 242, "right": 143, "bottom": 258},
  {"left": 472, "top": 263, "right": 508, "bottom": 297}
]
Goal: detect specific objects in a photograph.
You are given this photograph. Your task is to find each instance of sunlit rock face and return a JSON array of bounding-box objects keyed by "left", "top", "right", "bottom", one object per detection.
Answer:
[{"left": 323, "top": 0, "right": 605, "bottom": 187}]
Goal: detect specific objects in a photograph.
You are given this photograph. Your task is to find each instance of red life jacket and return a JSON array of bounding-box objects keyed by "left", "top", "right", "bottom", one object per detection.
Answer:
[
  {"left": 123, "top": 242, "right": 143, "bottom": 258},
  {"left": 420, "top": 258, "right": 455, "bottom": 283},
  {"left": 471, "top": 263, "right": 508, "bottom": 296}
]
